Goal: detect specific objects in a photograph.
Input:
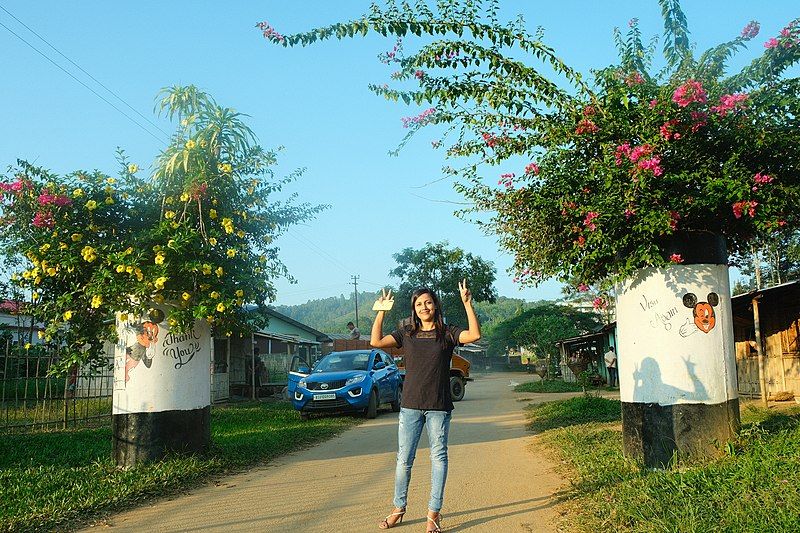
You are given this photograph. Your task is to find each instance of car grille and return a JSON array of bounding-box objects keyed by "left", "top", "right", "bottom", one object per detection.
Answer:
[
  {"left": 307, "top": 380, "right": 347, "bottom": 390},
  {"left": 307, "top": 398, "right": 350, "bottom": 410}
]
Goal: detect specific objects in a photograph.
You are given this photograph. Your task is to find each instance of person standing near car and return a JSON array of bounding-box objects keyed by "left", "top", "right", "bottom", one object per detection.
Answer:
[
  {"left": 371, "top": 281, "right": 481, "bottom": 533},
  {"left": 347, "top": 321, "right": 361, "bottom": 339}
]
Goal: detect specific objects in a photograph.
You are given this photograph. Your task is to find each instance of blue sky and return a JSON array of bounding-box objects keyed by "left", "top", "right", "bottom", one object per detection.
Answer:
[{"left": 1, "top": 1, "right": 796, "bottom": 305}]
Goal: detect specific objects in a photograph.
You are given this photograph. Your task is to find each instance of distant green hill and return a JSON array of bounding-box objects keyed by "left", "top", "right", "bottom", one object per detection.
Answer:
[{"left": 274, "top": 292, "right": 544, "bottom": 337}]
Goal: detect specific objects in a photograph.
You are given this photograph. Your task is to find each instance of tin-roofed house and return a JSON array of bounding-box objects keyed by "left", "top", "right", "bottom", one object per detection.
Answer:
[
  {"left": 731, "top": 280, "right": 800, "bottom": 400},
  {"left": 213, "top": 306, "right": 331, "bottom": 402}
]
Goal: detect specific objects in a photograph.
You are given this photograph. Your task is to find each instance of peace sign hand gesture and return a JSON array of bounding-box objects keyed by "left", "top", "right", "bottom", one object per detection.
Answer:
[
  {"left": 458, "top": 279, "right": 472, "bottom": 305},
  {"left": 372, "top": 288, "right": 395, "bottom": 312}
]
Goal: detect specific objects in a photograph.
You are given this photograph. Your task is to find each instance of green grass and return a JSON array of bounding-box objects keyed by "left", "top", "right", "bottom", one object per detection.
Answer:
[
  {"left": 527, "top": 398, "right": 800, "bottom": 532},
  {"left": 0, "top": 402, "right": 360, "bottom": 532},
  {"left": 525, "top": 394, "right": 622, "bottom": 432},
  {"left": 514, "top": 379, "right": 584, "bottom": 394}
]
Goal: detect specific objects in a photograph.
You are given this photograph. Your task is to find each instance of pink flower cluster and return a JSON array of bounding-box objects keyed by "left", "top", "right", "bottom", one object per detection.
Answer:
[
  {"left": 524, "top": 162, "right": 540, "bottom": 175},
  {"left": 592, "top": 297, "right": 608, "bottom": 310},
  {"left": 401, "top": 108, "right": 437, "bottom": 128},
  {"left": 624, "top": 208, "right": 636, "bottom": 219},
  {"left": 512, "top": 268, "right": 534, "bottom": 284},
  {"left": 672, "top": 80, "right": 707, "bottom": 107},
  {"left": 583, "top": 211, "right": 599, "bottom": 231},
  {"left": 498, "top": 173, "right": 515, "bottom": 189},
  {"left": 616, "top": 143, "right": 663, "bottom": 176},
  {"left": 0, "top": 179, "right": 30, "bottom": 195},
  {"left": 765, "top": 22, "right": 800, "bottom": 49},
  {"left": 575, "top": 119, "right": 599, "bottom": 135},
  {"left": 38, "top": 191, "right": 72, "bottom": 207},
  {"left": 669, "top": 210, "right": 681, "bottom": 230},
  {"left": 32, "top": 211, "right": 55, "bottom": 229},
  {"left": 659, "top": 119, "right": 681, "bottom": 140},
  {"left": 415, "top": 70, "right": 425, "bottom": 79},
  {"left": 577, "top": 283, "right": 589, "bottom": 292},
  {"left": 732, "top": 200, "right": 758, "bottom": 219},
  {"left": 741, "top": 21, "right": 760, "bottom": 40},
  {"left": 583, "top": 105, "right": 596, "bottom": 116},
  {"left": 711, "top": 93, "right": 748, "bottom": 117},
  {"left": 669, "top": 253, "right": 684, "bottom": 264},
  {"left": 690, "top": 111, "right": 707, "bottom": 132},
  {"left": 560, "top": 200, "right": 577, "bottom": 216},
  {"left": 189, "top": 182, "right": 208, "bottom": 200},
  {"left": 256, "top": 22, "right": 285, "bottom": 43},
  {"left": 753, "top": 172, "right": 774, "bottom": 185},
  {"left": 625, "top": 71, "right": 644, "bottom": 86}
]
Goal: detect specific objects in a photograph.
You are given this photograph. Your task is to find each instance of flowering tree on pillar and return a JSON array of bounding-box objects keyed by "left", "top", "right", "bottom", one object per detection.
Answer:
[
  {"left": 262, "top": 0, "right": 800, "bottom": 292},
  {"left": 0, "top": 86, "right": 324, "bottom": 373}
]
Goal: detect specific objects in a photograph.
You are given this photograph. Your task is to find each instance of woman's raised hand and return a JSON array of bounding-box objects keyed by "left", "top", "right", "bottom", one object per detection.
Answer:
[
  {"left": 372, "top": 288, "right": 395, "bottom": 312},
  {"left": 458, "top": 279, "right": 472, "bottom": 305}
]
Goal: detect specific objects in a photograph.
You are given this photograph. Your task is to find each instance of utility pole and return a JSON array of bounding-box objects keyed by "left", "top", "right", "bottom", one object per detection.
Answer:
[{"left": 351, "top": 275, "right": 360, "bottom": 329}]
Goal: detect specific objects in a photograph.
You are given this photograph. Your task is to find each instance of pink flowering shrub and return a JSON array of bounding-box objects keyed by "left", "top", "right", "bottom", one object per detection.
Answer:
[{"left": 270, "top": 2, "right": 800, "bottom": 289}]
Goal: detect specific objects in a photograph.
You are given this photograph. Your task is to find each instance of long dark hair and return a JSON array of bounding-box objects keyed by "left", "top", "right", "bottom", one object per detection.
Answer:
[{"left": 409, "top": 287, "right": 445, "bottom": 340}]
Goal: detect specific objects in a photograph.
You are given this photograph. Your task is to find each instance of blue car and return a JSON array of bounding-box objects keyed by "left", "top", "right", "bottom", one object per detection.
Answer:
[{"left": 288, "top": 349, "right": 402, "bottom": 420}]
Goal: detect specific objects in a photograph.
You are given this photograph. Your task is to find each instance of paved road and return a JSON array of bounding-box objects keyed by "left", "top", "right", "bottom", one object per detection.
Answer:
[{"left": 86, "top": 372, "right": 567, "bottom": 532}]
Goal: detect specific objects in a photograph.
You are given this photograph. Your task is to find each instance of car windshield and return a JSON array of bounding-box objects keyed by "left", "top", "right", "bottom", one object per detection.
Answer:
[{"left": 313, "top": 352, "right": 370, "bottom": 372}]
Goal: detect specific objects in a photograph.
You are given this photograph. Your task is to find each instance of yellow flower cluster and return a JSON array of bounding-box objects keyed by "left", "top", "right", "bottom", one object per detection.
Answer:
[
  {"left": 155, "top": 251, "right": 166, "bottom": 265},
  {"left": 91, "top": 294, "right": 103, "bottom": 308},
  {"left": 128, "top": 164, "right": 139, "bottom": 174},
  {"left": 82, "top": 246, "right": 97, "bottom": 262},
  {"left": 218, "top": 163, "right": 232, "bottom": 174},
  {"left": 86, "top": 200, "right": 97, "bottom": 211},
  {"left": 154, "top": 276, "right": 167, "bottom": 290},
  {"left": 221, "top": 218, "right": 234, "bottom": 234}
]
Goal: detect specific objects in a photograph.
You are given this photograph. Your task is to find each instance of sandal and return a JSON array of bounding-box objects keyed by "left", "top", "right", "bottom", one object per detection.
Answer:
[
  {"left": 426, "top": 513, "right": 442, "bottom": 533},
  {"left": 379, "top": 508, "right": 406, "bottom": 529}
]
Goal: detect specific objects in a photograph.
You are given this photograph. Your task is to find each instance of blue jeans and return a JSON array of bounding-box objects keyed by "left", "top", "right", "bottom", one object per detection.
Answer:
[{"left": 393, "top": 408, "right": 451, "bottom": 512}]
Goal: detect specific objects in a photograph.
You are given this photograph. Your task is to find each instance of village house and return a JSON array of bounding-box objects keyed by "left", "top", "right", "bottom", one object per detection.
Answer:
[
  {"left": 213, "top": 307, "right": 331, "bottom": 402},
  {"left": 731, "top": 280, "right": 800, "bottom": 399}
]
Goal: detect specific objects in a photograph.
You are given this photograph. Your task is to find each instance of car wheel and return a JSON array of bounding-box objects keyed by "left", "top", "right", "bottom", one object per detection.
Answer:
[
  {"left": 450, "top": 376, "right": 465, "bottom": 402},
  {"left": 391, "top": 386, "right": 402, "bottom": 412},
  {"left": 299, "top": 411, "right": 310, "bottom": 421},
  {"left": 365, "top": 388, "right": 379, "bottom": 419}
]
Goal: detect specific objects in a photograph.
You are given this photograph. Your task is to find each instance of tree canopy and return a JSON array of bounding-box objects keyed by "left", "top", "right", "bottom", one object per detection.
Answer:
[
  {"left": 263, "top": 0, "right": 800, "bottom": 290},
  {"left": 382, "top": 241, "right": 497, "bottom": 330}
]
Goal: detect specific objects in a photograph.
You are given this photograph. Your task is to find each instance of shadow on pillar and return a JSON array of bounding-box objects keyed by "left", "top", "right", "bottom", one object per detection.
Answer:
[{"left": 624, "top": 357, "right": 740, "bottom": 468}]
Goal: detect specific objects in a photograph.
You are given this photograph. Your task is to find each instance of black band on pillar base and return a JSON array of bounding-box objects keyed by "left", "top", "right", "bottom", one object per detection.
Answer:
[
  {"left": 621, "top": 399, "right": 740, "bottom": 468},
  {"left": 113, "top": 406, "right": 211, "bottom": 467}
]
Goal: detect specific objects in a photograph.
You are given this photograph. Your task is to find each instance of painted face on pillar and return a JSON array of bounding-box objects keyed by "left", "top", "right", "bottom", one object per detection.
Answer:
[
  {"left": 682, "top": 293, "right": 719, "bottom": 333},
  {"left": 137, "top": 321, "right": 159, "bottom": 347},
  {"left": 414, "top": 293, "right": 436, "bottom": 321}
]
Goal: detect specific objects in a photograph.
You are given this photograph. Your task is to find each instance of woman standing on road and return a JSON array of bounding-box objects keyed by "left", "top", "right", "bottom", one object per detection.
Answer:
[{"left": 371, "top": 281, "right": 481, "bottom": 533}]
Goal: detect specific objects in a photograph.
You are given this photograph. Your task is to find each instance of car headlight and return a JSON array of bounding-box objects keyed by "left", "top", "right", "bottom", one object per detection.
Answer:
[
  {"left": 345, "top": 374, "right": 366, "bottom": 386},
  {"left": 298, "top": 379, "right": 308, "bottom": 389}
]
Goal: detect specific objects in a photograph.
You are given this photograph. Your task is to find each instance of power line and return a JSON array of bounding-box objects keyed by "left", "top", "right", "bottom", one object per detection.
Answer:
[
  {"left": 286, "top": 230, "right": 354, "bottom": 275},
  {"left": 0, "top": 4, "right": 171, "bottom": 139},
  {"left": 0, "top": 16, "right": 167, "bottom": 143}
]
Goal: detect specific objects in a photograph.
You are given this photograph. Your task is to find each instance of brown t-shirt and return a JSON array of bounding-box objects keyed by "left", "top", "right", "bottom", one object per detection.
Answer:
[{"left": 391, "top": 324, "right": 463, "bottom": 411}]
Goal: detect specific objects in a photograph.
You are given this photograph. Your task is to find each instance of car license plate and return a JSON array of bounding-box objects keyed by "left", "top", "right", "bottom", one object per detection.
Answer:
[{"left": 313, "top": 393, "right": 336, "bottom": 401}]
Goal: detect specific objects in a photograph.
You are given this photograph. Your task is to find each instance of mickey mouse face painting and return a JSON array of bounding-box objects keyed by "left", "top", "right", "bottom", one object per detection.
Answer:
[{"left": 683, "top": 293, "right": 719, "bottom": 333}]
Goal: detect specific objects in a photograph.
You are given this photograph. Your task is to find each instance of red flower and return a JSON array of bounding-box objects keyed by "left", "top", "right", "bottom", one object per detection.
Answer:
[{"left": 669, "top": 253, "right": 684, "bottom": 264}]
